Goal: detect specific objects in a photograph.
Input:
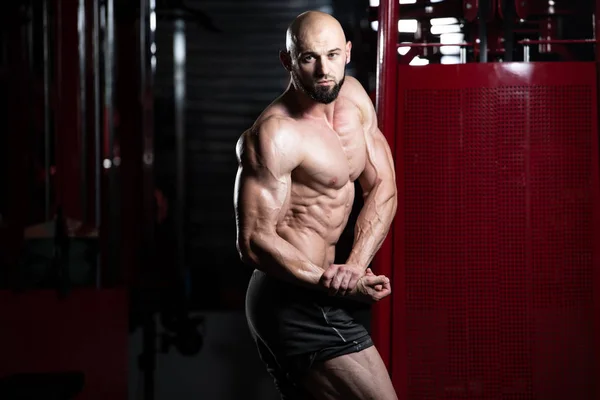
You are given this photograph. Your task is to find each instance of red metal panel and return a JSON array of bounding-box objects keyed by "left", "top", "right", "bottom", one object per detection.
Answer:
[
  {"left": 0, "top": 289, "right": 128, "bottom": 399},
  {"left": 394, "top": 62, "right": 598, "bottom": 399},
  {"left": 373, "top": 0, "right": 399, "bottom": 373}
]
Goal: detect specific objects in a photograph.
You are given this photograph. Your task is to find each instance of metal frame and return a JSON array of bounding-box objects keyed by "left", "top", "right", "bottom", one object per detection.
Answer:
[
  {"left": 173, "top": 18, "right": 188, "bottom": 297},
  {"left": 373, "top": 0, "right": 399, "bottom": 375},
  {"left": 43, "top": 0, "right": 51, "bottom": 220},
  {"left": 376, "top": 0, "right": 600, "bottom": 396},
  {"left": 595, "top": 0, "right": 600, "bottom": 395},
  {"left": 140, "top": 0, "right": 156, "bottom": 288},
  {"left": 93, "top": 0, "right": 102, "bottom": 287},
  {"left": 103, "top": 0, "right": 119, "bottom": 286},
  {"left": 78, "top": 0, "right": 87, "bottom": 223}
]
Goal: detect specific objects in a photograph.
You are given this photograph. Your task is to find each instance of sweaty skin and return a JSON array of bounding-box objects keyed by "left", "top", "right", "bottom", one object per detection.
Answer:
[
  {"left": 236, "top": 11, "right": 399, "bottom": 400},
  {"left": 234, "top": 11, "right": 397, "bottom": 300}
]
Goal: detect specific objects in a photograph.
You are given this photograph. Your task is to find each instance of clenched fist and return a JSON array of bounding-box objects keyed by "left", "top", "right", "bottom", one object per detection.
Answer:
[
  {"left": 319, "top": 263, "right": 364, "bottom": 296},
  {"left": 351, "top": 268, "right": 391, "bottom": 303},
  {"left": 320, "top": 266, "right": 391, "bottom": 303}
]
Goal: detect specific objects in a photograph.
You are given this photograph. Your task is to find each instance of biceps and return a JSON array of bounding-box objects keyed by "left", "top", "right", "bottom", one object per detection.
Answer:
[{"left": 360, "top": 130, "right": 396, "bottom": 196}]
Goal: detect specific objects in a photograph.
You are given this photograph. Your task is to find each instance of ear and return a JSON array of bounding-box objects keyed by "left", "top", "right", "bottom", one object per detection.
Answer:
[
  {"left": 345, "top": 41, "right": 352, "bottom": 64},
  {"left": 279, "top": 50, "right": 292, "bottom": 72}
]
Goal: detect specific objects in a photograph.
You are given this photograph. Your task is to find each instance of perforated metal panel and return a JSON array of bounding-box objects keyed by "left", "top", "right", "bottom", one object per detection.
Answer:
[{"left": 394, "top": 63, "right": 598, "bottom": 399}]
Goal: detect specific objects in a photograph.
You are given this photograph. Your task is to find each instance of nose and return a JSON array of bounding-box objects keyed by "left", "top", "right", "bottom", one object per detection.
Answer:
[{"left": 314, "top": 56, "right": 330, "bottom": 77}]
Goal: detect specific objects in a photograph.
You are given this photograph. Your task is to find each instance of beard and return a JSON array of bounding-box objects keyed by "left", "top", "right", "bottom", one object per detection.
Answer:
[{"left": 292, "top": 71, "right": 345, "bottom": 104}]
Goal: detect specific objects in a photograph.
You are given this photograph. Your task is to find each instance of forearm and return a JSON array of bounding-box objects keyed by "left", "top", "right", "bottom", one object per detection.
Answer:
[
  {"left": 241, "top": 232, "right": 325, "bottom": 290},
  {"left": 346, "top": 183, "right": 397, "bottom": 269}
]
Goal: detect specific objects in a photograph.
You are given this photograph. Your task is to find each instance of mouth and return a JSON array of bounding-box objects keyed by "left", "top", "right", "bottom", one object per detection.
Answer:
[{"left": 316, "top": 80, "right": 333, "bottom": 85}]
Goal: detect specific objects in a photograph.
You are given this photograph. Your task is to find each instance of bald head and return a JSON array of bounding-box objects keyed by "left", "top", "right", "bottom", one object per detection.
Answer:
[
  {"left": 286, "top": 11, "right": 347, "bottom": 56},
  {"left": 281, "top": 11, "right": 351, "bottom": 104}
]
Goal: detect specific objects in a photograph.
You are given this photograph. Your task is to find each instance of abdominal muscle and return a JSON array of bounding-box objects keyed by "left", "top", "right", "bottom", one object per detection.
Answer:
[{"left": 276, "top": 180, "right": 355, "bottom": 270}]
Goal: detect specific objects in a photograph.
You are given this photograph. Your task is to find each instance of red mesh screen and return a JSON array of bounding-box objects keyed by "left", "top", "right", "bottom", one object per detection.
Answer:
[{"left": 394, "top": 63, "right": 597, "bottom": 400}]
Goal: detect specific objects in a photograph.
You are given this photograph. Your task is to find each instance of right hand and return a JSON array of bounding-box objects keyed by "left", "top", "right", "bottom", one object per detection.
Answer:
[{"left": 349, "top": 268, "right": 391, "bottom": 303}]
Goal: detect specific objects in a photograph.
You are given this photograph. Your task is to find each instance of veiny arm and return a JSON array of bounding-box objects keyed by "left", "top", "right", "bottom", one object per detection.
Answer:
[
  {"left": 346, "top": 79, "right": 398, "bottom": 269},
  {"left": 318, "top": 78, "right": 397, "bottom": 296},
  {"left": 234, "top": 117, "right": 325, "bottom": 288}
]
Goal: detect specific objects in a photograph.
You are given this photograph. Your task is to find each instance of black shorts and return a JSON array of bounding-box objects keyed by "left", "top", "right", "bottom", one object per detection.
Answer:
[{"left": 245, "top": 269, "right": 374, "bottom": 399}]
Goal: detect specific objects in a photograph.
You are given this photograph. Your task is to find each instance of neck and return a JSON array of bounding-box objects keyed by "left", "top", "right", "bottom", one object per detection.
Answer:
[{"left": 286, "top": 80, "right": 336, "bottom": 122}]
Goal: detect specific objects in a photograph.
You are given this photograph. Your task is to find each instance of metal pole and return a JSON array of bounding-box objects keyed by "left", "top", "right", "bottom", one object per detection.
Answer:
[
  {"left": 594, "top": 0, "right": 600, "bottom": 63},
  {"left": 43, "top": 0, "right": 51, "bottom": 220},
  {"left": 478, "top": 0, "right": 488, "bottom": 62},
  {"left": 142, "top": 312, "right": 157, "bottom": 400},
  {"left": 173, "top": 18, "right": 188, "bottom": 297},
  {"left": 140, "top": 4, "right": 156, "bottom": 396},
  {"left": 78, "top": 0, "right": 88, "bottom": 223},
  {"left": 27, "top": 0, "right": 35, "bottom": 223},
  {"left": 374, "top": 0, "right": 398, "bottom": 379},
  {"left": 140, "top": 0, "right": 147, "bottom": 87},
  {"left": 105, "top": 0, "right": 115, "bottom": 168},
  {"left": 93, "top": 0, "right": 102, "bottom": 287},
  {"left": 502, "top": 0, "right": 515, "bottom": 62},
  {"left": 594, "top": 3, "right": 600, "bottom": 398},
  {"left": 104, "top": 0, "right": 119, "bottom": 285},
  {"left": 140, "top": 0, "right": 156, "bottom": 282}
]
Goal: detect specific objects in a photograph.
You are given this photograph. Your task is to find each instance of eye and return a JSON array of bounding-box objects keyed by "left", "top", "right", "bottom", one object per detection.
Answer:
[
  {"left": 328, "top": 53, "right": 339, "bottom": 58},
  {"left": 302, "top": 55, "right": 314, "bottom": 62}
]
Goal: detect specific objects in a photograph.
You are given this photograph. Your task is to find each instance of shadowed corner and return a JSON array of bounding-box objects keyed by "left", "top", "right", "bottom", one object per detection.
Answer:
[{"left": 0, "top": 371, "right": 85, "bottom": 400}]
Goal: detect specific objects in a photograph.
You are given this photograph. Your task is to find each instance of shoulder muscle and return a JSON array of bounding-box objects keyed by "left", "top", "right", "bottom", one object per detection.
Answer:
[
  {"left": 340, "top": 76, "right": 377, "bottom": 132},
  {"left": 237, "top": 116, "right": 303, "bottom": 179}
]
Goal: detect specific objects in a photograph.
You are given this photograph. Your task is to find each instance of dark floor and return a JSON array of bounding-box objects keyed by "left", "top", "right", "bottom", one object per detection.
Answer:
[{"left": 128, "top": 311, "right": 280, "bottom": 400}]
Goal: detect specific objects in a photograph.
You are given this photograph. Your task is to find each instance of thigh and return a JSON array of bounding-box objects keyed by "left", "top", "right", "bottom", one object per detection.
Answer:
[
  {"left": 300, "top": 346, "right": 398, "bottom": 400},
  {"left": 255, "top": 338, "right": 316, "bottom": 400}
]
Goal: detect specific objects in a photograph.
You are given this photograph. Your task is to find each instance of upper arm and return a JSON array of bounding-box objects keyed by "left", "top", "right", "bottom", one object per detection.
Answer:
[
  {"left": 347, "top": 78, "right": 396, "bottom": 198},
  {"left": 234, "top": 117, "right": 302, "bottom": 257}
]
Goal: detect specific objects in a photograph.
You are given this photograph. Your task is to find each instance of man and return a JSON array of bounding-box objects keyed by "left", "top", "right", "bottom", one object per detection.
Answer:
[{"left": 234, "top": 10, "right": 398, "bottom": 400}]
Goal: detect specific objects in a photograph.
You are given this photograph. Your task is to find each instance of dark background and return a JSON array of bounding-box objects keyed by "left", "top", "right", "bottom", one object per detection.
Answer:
[
  {"left": 150, "top": 0, "right": 377, "bottom": 309},
  {"left": 0, "top": 0, "right": 596, "bottom": 399}
]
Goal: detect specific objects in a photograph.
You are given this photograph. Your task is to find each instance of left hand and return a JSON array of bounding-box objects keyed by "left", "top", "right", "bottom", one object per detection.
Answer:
[
  {"left": 351, "top": 268, "right": 391, "bottom": 303},
  {"left": 319, "top": 263, "right": 364, "bottom": 296}
]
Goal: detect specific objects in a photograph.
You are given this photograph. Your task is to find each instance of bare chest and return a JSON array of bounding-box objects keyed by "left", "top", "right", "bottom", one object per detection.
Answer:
[{"left": 295, "top": 103, "right": 367, "bottom": 189}]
